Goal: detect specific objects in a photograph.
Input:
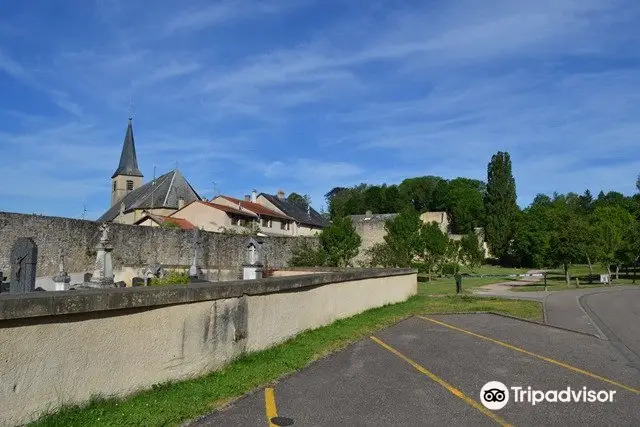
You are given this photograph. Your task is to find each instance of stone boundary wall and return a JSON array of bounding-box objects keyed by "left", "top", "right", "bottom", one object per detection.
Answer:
[
  {"left": 0, "top": 212, "right": 317, "bottom": 279},
  {"left": 0, "top": 268, "right": 417, "bottom": 425}
]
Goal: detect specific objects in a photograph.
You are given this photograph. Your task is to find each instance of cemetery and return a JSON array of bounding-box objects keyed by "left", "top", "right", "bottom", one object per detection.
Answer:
[{"left": 0, "top": 214, "right": 417, "bottom": 426}]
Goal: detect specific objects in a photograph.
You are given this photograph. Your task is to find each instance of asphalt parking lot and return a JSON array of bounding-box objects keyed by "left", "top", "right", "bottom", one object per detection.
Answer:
[{"left": 192, "top": 314, "right": 640, "bottom": 426}]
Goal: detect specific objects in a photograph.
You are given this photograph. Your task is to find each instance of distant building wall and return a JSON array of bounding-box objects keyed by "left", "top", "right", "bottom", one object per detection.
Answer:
[
  {"left": 350, "top": 213, "right": 399, "bottom": 266},
  {"left": 351, "top": 211, "right": 488, "bottom": 265},
  {"left": 170, "top": 202, "right": 234, "bottom": 232},
  {"left": 419, "top": 211, "right": 449, "bottom": 234},
  {"left": 0, "top": 211, "right": 317, "bottom": 281}
]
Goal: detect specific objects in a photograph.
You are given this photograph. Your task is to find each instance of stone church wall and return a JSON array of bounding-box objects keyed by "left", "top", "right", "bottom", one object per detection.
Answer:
[{"left": 0, "top": 211, "right": 317, "bottom": 280}]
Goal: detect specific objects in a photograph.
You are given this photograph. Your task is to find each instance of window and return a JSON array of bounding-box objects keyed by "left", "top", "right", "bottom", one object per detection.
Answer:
[
  {"left": 231, "top": 216, "right": 240, "bottom": 226},
  {"left": 261, "top": 218, "right": 271, "bottom": 228},
  {"left": 239, "top": 219, "right": 247, "bottom": 227},
  {"left": 112, "top": 181, "right": 116, "bottom": 192},
  {"left": 281, "top": 220, "right": 291, "bottom": 231},
  {"left": 286, "top": 222, "right": 291, "bottom": 231},
  {"left": 126, "top": 180, "right": 134, "bottom": 191}
]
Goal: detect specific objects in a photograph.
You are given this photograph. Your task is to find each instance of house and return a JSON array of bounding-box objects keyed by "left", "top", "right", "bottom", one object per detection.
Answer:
[
  {"left": 133, "top": 213, "right": 195, "bottom": 230},
  {"left": 256, "top": 190, "right": 329, "bottom": 236},
  {"left": 169, "top": 200, "right": 259, "bottom": 233},
  {"left": 210, "top": 194, "right": 296, "bottom": 236},
  {"left": 97, "top": 118, "right": 201, "bottom": 224}
]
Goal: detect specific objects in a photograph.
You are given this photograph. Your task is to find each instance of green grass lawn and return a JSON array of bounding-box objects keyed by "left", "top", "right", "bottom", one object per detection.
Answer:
[
  {"left": 418, "top": 265, "right": 530, "bottom": 295},
  {"left": 31, "top": 282, "right": 541, "bottom": 427}
]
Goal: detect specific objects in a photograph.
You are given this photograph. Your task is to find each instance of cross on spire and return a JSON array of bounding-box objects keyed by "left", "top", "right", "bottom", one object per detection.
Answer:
[{"left": 127, "top": 92, "right": 134, "bottom": 119}]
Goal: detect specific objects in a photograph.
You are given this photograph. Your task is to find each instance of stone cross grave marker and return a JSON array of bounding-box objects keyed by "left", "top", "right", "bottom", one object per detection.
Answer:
[
  {"left": 10, "top": 237, "right": 38, "bottom": 293},
  {"left": 189, "top": 228, "right": 202, "bottom": 279}
]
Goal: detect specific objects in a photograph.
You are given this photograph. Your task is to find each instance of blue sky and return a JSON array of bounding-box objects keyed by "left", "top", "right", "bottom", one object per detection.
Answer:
[{"left": 1, "top": 0, "right": 639, "bottom": 219}]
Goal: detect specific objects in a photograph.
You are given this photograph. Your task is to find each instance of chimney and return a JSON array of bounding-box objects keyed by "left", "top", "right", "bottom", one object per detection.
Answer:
[
  {"left": 251, "top": 189, "right": 257, "bottom": 203},
  {"left": 244, "top": 194, "right": 250, "bottom": 201},
  {"left": 277, "top": 190, "right": 285, "bottom": 200},
  {"left": 178, "top": 198, "right": 185, "bottom": 209}
]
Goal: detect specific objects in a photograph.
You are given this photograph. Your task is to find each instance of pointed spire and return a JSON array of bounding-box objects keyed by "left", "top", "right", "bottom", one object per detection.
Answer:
[{"left": 112, "top": 118, "right": 143, "bottom": 178}]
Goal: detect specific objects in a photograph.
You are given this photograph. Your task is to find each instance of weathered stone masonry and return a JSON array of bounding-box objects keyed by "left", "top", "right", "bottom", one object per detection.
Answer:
[{"left": 0, "top": 212, "right": 317, "bottom": 278}]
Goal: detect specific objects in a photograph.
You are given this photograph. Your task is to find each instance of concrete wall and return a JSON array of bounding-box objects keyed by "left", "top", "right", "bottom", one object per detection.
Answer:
[
  {"left": 0, "top": 211, "right": 317, "bottom": 279},
  {"left": 0, "top": 268, "right": 416, "bottom": 426}
]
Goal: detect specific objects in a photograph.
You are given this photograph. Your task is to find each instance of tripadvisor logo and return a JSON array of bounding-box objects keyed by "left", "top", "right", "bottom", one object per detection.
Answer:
[
  {"left": 480, "top": 381, "right": 509, "bottom": 410},
  {"left": 480, "top": 381, "right": 616, "bottom": 410}
]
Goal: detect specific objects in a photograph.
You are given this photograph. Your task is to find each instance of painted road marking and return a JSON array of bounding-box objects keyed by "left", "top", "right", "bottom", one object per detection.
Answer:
[
  {"left": 264, "top": 387, "right": 278, "bottom": 427},
  {"left": 370, "top": 336, "right": 512, "bottom": 427},
  {"left": 419, "top": 316, "right": 640, "bottom": 395}
]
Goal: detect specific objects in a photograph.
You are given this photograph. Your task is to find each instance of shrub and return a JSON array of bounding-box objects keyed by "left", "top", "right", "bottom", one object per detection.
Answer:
[{"left": 150, "top": 271, "right": 190, "bottom": 286}]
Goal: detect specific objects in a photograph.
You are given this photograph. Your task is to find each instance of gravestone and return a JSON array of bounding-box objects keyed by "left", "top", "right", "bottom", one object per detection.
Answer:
[
  {"left": 89, "top": 223, "right": 115, "bottom": 288},
  {"left": 189, "top": 228, "right": 203, "bottom": 279},
  {"left": 242, "top": 237, "right": 264, "bottom": 280},
  {"left": 9, "top": 237, "right": 38, "bottom": 293},
  {"left": 53, "top": 251, "right": 71, "bottom": 291}
]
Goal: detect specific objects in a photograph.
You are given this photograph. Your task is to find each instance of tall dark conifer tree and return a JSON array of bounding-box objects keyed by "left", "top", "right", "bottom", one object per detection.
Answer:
[{"left": 484, "top": 151, "right": 518, "bottom": 262}]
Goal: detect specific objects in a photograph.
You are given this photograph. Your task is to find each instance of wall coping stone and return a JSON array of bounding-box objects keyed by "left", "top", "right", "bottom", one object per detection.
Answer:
[{"left": 0, "top": 268, "right": 416, "bottom": 321}]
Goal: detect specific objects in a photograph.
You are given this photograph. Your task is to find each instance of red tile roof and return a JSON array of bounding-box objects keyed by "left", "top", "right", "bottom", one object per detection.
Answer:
[
  {"left": 218, "top": 196, "right": 293, "bottom": 220},
  {"left": 163, "top": 216, "right": 195, "bottom": 230},
  {"left": 198, "top": 201, "right": 257, "bottom": 217},
  {"left": 135, "top": 212, "right": 195, "bottom": 230}
]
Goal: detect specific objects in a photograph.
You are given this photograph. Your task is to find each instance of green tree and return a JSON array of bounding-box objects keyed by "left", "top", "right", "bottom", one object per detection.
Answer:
[
  {"left": 460, "top": 231, "right": 485, "bottom": 269},
  {"left": 591, "top": 205, "right": 636, "bottom": 280},
  {"left": 287, "top": 192, "right": 311, "bottom": 209},
  {"left": 319, "top": 216, "right": 361, "bottom": 267},
  {"left": 421, "top": 221, "right": 449, "bottom": 280},
  {"left": 381, "top": 207, "right": 424, "bottom": 267},
  {"left": 398, "top": 176, "right": 444, "bottom": 212},
  {"left": 484, "top": 151, "right": 518, "bottom": 263},
  {"left": 445, "top": 178, "right": 485, "bottom": 234},
  {"left": 547, "top": 205, "right": 587, "bottom": 284}
]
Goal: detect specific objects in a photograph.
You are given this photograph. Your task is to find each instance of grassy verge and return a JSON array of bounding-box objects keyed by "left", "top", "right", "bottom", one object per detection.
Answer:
[
  {"left": 32, "top": 285, "right": 541, "bottom": 427},
  {"left": 510, "top": 264, "right": 639, "bottom": 292}
]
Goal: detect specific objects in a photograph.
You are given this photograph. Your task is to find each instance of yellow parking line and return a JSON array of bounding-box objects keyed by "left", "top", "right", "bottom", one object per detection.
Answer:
[
  {"left": 264, "top": 387, "right": 278, "bottom": 427},
  {"left": 418, "top": 315, "right": 640, "bottom": 395},
  {"left": 370, "top": 336, "right": 512, "bottom": 427}
]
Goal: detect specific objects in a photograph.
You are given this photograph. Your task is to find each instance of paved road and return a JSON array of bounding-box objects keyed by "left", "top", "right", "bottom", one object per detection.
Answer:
[
  {"left": 581, "top": 288, "right": 640, "bottom": 368},
  {"left": 192, "top": 315, "right": 640, "bottom": 426}
]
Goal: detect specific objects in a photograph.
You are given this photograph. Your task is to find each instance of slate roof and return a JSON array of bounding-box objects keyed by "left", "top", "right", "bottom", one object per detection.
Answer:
[
  {"left": 216, "top": 196, "right": 294, "bottom": 220},
  {"left": 112, "top": 118, "right": 143, "bottom": 178},
  {"left": 98, "top": 169, "right": 201, "bottom": 222},
  {"left": 260, "top": 193, "right": 330, "bottom": 228}
]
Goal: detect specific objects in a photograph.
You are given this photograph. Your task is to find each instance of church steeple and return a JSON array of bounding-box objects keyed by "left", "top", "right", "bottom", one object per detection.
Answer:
[
  {"left": 111, "top": 118, "right": 144, "bottom": 207},
  {"left": 112, "top": 118, "right": 143, "bottom": 179}
]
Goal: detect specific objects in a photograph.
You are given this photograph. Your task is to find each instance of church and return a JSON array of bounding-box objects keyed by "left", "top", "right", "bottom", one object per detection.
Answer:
[{"left": 97, "top": 118, "right": 202, "bottom": 225}]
